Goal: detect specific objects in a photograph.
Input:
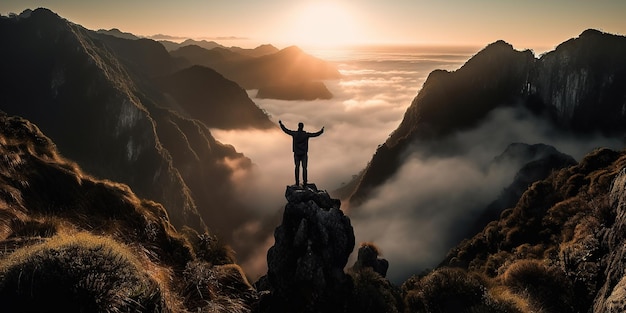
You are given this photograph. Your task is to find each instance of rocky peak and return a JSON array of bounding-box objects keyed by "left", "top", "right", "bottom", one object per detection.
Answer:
[
  {"left": 351, "top": 243, "right": 389, "bottom": 277},
  {"left": 258, "top": 184, "right": 355, "bottom": 312},
  {"left": 530, "top": 29, "right": 626, "bottom": 132}
]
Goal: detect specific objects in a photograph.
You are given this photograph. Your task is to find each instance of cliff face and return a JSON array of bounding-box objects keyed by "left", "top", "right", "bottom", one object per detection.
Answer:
[
  {"left": 595, "top": 163, "right": 626, "bottom": 312},
  {"left": 531, "top": 29, "right": 626, "bottom": 132}
]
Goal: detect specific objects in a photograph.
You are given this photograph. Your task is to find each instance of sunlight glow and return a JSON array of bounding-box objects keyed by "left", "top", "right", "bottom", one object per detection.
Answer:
[{"left": 284, "top": 2, "right": 363, "bottom": 48}]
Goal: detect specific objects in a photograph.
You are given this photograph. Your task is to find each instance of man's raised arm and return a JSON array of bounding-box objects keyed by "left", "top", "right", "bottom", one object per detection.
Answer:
[
  {"left": 310, "top": 126, "right": 324, "bottom": 137},
  {"left": 279, "top": 120, "right": 293, "bottom": 135}
]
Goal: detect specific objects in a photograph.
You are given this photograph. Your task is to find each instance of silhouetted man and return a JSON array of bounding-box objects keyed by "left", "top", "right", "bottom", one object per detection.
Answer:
[{"left": 279, "top": 120, "right": 324, "bottom": 186}]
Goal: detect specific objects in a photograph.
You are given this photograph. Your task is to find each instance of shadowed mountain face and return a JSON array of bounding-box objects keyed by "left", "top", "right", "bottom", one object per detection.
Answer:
[
  {"left": 155, "top": 65, "right": 275, "bottom": 129},
  {"left": 347, "top": 31, "right": 626, "bottom": 207},
  {"left": 91, "top": 31, "right": 275, "bottom": 130},
  {"left": 0, "top": 8, "right": 265, "bottom": 249}
]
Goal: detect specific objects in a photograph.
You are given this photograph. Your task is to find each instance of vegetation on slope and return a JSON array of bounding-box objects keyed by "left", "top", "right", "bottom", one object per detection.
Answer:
[
  {"left": 0, "top": 113, "right": 256, "bottom": 312},
  {"left": 402, "top": 147, "right": 626, "bottom": 312}
]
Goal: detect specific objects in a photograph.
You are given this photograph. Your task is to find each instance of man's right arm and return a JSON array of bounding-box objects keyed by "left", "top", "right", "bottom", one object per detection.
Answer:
[{"left": 279, "top": 120, "right": 293, "bottom": 135}]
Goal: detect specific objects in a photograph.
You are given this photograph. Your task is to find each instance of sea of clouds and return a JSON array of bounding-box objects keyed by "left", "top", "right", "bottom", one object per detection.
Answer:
[{"left": 212, "top": 45, "right": 623, "bottom": 284}]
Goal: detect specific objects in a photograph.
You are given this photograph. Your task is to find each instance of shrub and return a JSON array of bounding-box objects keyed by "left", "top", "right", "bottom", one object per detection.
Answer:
[
  {"left": 9, "top": 218, "right": 58, "bottom": 238},
  {"left": 502, "top": 259, "right": 574, "bottom": 312},
  {"left": 348, "top": 267, "right": 402, "bottom": 313},
  {"left": 404, "top": 268, "right": 492, "bottom": 313},
  {"left": 0, "top": 232, "right": 164, "bottom": 312},
  {"left": 182, "top": 227, "right": 236, "bottom": 265},
  {"left": 182, "top": 261, "right": 253, "bottom": 313}
]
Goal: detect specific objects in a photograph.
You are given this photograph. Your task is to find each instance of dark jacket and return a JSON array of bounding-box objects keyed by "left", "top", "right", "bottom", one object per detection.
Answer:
[{"left": 280, "top": 124, "right": 323, "bottom": 155}]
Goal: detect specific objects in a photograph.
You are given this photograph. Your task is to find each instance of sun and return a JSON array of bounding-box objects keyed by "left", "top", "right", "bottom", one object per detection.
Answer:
[{"left": 284, "top": 2, "right": 363, "bottom": 48}]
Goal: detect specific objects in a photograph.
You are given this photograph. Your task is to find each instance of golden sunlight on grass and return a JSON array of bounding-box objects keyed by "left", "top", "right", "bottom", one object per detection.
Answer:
[{"left": 285, "top": 2, "right": 363, "bottom": 48}]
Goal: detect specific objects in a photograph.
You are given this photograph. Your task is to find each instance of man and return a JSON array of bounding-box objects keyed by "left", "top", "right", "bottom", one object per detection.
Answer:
[{"left": 279, "top": 120, "right": 324, "bottom": 186}]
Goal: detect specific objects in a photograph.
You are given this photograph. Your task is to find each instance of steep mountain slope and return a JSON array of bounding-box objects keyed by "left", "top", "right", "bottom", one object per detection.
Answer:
[
  {"left": 424, "top": 147, "right": 626, "bottom": 313},
  {"left": 348, "top": 40, "right": 535, "bottom": 206},
  {"left": 0, "top": 8, "right": 262, "bottom": 247},
  {"left": 347, "top": 30, "right": 626, "bottom": 207},
  {"left": 155, "top": 65, "right": 275, "bottom": 129},
  {"left": 92, "top": 31, "right": 275, "bottom": 130},
  {"left": 0, "top": 113, "right": 256, "bottom": 312},
  {"left": 467, "top": 143, "right": 577, "bottom": 236}
]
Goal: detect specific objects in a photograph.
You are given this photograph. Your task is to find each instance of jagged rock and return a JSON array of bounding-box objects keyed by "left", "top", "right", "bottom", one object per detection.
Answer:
[
  {"left": 351, "top": 243, "right": 389, "bottom": 277},
  {"left": 258, "top": 185, "right": 355, "bottom": 313},
  {"left": 594, "top": 166, "right": 626, "bottom": 312}
]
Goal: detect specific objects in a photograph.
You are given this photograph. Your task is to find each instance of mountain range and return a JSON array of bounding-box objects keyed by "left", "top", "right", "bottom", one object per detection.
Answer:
[
  {"left": 2, "top": 7, "right": 626, "bottom": 313},
  {"left": 344, "top": 30, "right": 626, "bottom": 208},
  {"left": 169, "top": 43, "right": 341, "bottom": 98},
  {"left": 0, "top": 8, "right": 272, "bottom": 256}
]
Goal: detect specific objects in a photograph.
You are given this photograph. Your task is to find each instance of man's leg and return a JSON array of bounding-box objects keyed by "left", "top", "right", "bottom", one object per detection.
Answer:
[
  {"left": 302, "top": 154, "right": 308, "bottom": 185},
  {"left": 294, "top": 154, "right": 301, "bottom": 185}
]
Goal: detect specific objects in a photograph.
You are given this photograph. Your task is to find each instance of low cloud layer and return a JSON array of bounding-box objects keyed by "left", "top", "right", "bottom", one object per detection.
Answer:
[
  {"left": 212, "top": 47, "right": 623, "bottom": 284},
  {"left": 212, "top": 49, "right": 458, "bottom": 281},
  {"left": 352, "top": 105, "right": 624, "bottom": 283}
]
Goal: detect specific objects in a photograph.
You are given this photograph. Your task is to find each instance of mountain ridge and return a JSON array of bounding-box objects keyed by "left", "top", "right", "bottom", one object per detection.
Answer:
[
  {"left": 170, "top": 42, "right": 342, "bottom": 95},
  {"left": 0, "top": 7, "right": 267, "bottom": 251},
  {"left": 346, "top": 30, "right": 626, "bottom": 208}
]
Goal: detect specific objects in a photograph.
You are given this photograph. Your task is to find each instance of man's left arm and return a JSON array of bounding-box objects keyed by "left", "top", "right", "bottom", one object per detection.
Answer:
[{"left": 310, "top": 126, "right": 324, "bottom": 137}]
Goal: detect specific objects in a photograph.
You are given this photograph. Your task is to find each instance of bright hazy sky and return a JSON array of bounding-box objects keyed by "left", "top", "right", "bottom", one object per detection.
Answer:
[{"left": 2, "top": 1, "right": 626, "bottom": 51}]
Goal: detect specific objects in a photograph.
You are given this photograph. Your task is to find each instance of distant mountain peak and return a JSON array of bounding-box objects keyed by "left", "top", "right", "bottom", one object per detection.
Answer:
[
  {"left": 96, "top": 27, "right": 139, "bottom": 40},
  {"left": 579, "top": 28, "right": 605, "bottom": 38}
]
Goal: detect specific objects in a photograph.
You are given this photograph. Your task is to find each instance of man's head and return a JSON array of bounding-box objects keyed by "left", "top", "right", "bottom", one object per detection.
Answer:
[{"left": 298, "top": 122, "right": 304, "bottom": 130}]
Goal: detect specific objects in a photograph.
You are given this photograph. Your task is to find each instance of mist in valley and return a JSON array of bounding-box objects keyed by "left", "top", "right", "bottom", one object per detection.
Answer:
[{"left": 213, "top": 46, "right": 624, "bottom": 283}]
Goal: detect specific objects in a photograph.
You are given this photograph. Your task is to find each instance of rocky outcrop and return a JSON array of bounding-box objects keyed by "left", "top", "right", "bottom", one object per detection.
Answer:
[
  {"left": 594, "top": 166, "right": 626, "bottom": 312},
  {"left": 351, "top": 243, "right": 389, "bottom": 277},
  {"left": 257, "top": 185, "right": 355, "bottom": 313}
]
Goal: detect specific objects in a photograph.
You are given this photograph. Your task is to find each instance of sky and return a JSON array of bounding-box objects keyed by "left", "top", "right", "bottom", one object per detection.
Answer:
[{"left": 2, "top": 0, "right": 626, "bottom": 51}]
